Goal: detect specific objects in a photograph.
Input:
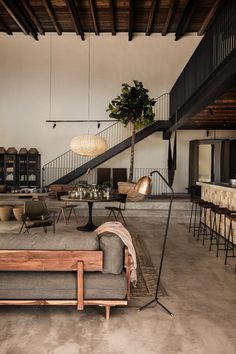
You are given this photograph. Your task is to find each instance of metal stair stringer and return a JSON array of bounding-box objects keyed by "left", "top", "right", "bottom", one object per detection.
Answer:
[{"left": 53, "top": 120, "right": 170, "bottom": 185}]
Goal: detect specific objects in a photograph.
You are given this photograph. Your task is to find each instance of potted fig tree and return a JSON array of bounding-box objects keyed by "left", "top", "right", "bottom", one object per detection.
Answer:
[{"left": 107, "top": 80, "right": 156, "bottom": 182}]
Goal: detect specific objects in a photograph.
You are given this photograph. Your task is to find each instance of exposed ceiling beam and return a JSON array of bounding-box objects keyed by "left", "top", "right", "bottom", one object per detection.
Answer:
[
  {"left": 162, "top": 0, "right": 177, "bottom": 36},
  {"left": 42, "top": 0, "right": 61, "bottom": 35},
  {"left": 146, "top": 0, "right": 158, "bottom": 36},
  {"left": 175, "top": 0, "right": 196, "bottom": 41},
  {"left": 88, "top": 0, "right": 99, "bottom": 35},
  {"left": 0, "top": 16, "right": 12, "bottom": 35},
  {"left": 128, "top": 0, "right": 134, "bottom": 41},
  {"left": 198, "top": 0, "right": 225, "bottom": 35},
  {"left": 65, "top": 0, "right": 84, "bottom": 40},
  {"left": 21, "top": 0, "right": 44, "bottom": 35},
  {"left": 0, "top": 0, "right": 38, "bottom": 39},
  {"left": 110, "top": 0, "right": 116, "bottom": 36}
]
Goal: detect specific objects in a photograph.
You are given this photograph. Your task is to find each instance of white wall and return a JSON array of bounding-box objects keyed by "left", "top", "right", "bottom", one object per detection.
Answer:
[
  {"left": 1, "top": 33, "right": 235, "bottom": 192},
  {"left": 0, "top": 33, "right": 200, "bottom": 161}
]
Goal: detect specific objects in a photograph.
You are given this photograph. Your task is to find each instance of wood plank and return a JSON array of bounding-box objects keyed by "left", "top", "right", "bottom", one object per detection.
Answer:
[
  {"left": 42, "top": 0, "right": 62, "bottom": 35},
  {"left": 198, "top": 0, "right": 225, "bottom": 36},
  {"left": 146, "top": 0, "right": 158, "bottom": 36},
  {"left": 84, "top": 300, "right": 128, "bottom": 306},
  {"left": 161, "top": 0, "right": 177, "bottom": 36},
  {"left": 128, "top": 0, "right": 134, "bottom": 41},
  {"left": 0, "top": 299, "right": 128, "bottom": 306},
  {"left": 88, "top": 0, "right": 99, "bottom": 35},
  {"left": 105, "top": 305, "right": 110, "bottom": 320},
  {"left": 0, "top": 250, "right": 103, "bottom": 271},
  {"left": 77, "top": 261, "right": 84, "bottom": 310},
  {"left": 0, "top": 300, "right": 77, "bottom": 306},
  {"left": 175, "top": 0, "right": 196, "bottom": 41},
  {"left": 21, "top": 0, "right": 45, "bottom": 35},
  {"left": 124, "top": 248, "right": 131, "bottom": 301},
  {"left": 65, "top": 0, "right": 84, "bottom": 40}
]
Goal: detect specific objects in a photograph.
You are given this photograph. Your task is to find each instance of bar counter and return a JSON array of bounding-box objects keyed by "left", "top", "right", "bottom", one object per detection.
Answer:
[
  {"left": 197, "top": 182, "right": 236, "bottom": 239},
  {"left": 197, "top": 182, "right": 236, "bottom": 210}
]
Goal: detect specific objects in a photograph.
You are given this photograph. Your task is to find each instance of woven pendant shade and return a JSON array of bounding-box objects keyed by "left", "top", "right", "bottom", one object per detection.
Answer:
[{"left": 70, "top": 135, "right": 107, "bottom": 156}]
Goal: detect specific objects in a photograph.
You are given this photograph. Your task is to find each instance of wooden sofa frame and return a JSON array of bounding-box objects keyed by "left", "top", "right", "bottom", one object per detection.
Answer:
[{"left": 0, "top": 248, "right": 131, "bottom": 319}]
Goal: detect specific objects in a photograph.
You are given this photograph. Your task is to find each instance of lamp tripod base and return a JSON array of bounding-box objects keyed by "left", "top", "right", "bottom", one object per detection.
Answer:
[{"left": 137, "top": 297, "right": 174, "bottom": 317}]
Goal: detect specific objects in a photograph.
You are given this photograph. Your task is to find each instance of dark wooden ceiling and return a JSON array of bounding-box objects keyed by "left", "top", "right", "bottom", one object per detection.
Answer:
[
  {"left": 182, "top": 87, "right": 236, "bottom": 129},
  {"left": 0, "top": 0, "right": 224, "bottom": 41}
]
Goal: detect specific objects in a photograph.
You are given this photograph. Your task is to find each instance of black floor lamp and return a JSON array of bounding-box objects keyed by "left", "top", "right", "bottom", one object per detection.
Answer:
[{"left": 134, "top": 170, "right": 174, "bottom": 316}]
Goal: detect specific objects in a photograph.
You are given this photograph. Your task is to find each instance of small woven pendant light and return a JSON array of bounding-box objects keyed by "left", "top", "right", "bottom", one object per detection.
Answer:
[{"left": 70, "top": 32, "right": 107, "bottom": 157}]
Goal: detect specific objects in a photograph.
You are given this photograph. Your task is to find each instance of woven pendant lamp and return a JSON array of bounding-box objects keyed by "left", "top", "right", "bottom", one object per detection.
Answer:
[
  {"left": 70, "top": 32, "right": 107, "bottom": 157},
  {"left": 70, "top": 135, "right": 107, "bottom": 156}
]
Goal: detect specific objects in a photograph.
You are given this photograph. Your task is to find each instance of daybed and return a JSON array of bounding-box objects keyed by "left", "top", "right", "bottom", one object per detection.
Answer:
[{"left": 0, "top": 231, "right": 132, "bottom": 319}]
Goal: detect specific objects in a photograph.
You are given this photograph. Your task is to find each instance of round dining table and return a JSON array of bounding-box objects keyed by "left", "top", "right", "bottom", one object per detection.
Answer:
[{"left": 60, "top": 195, "right": 117, "bottom": 231}]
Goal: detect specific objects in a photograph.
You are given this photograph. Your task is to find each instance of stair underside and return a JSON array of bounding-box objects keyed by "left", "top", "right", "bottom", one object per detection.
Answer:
[{"left": 53, "top": 120, "right": 170, "bottom": 185}]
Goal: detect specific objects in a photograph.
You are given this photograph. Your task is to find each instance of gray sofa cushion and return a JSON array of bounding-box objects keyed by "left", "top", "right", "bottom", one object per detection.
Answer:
[
  {"left": 0, "top": 271, "right": 127, "bottom": 300},
  {"left": 0, "top": 232, "right": 99, "bottom": 251},
  {"left": 98, "top": 232, "right": 124, "bottom": 275}
]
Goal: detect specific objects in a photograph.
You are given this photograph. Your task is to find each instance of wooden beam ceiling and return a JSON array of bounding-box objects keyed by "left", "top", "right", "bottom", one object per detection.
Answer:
[{"left": 0, "top": 0, "right": 222, "bottom": 41}]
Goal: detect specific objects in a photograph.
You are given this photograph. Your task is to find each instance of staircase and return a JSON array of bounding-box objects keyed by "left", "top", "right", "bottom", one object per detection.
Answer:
[{"left": 42, "top": 94, "right": 170, "bottom": 186}]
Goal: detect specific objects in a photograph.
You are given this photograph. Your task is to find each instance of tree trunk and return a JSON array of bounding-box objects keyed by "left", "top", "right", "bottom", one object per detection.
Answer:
[{"left": 128, "top": 124, "right": 136, "bottom": 182}]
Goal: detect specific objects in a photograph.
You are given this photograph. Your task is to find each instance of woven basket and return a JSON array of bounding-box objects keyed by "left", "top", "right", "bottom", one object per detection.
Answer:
[
  {"left": 19, "top": 148, "right": 28, "bottom": 154},
  {"left": 13, "top": 205, "right": 24, "bottom": 221},
  {"left": 28, "top": 148, "right": 39, "bottom": 154},
  {"left": 6, "top": 147, "right": 17, "bottom": 154}
]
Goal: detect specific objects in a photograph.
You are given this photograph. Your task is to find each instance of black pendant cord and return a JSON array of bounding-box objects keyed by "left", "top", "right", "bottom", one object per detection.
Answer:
[{"left": 138, "top": 170, "right": 174, "bottom": 316}]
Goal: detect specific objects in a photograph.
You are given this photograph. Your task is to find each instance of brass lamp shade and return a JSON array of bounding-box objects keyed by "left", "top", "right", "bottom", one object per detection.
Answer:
[{"left": 134, "top": 175, "right": 152, "bottom": 196}]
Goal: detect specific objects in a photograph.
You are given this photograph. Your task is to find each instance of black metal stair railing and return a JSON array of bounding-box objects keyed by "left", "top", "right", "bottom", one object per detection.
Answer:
[{"left": 42, "top": 93, "right": 170, "bottom": 186}]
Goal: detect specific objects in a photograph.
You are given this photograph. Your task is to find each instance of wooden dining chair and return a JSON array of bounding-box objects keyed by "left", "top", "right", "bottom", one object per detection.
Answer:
[{"left": 105, "top": 193, "right": 127, "bottom": 225}]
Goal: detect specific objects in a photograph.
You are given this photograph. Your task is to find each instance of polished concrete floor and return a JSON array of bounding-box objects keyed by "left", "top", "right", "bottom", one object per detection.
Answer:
[{"left": 0, "top": 212, "right": 235, "bottom": 354}]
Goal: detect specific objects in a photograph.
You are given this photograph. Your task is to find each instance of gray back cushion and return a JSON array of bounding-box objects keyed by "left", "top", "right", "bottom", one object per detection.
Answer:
[
  {"left": 0, "top": 232, "right": 99, "bottom": 251},
  {"left": 98, "top": 232, "right": 124, "bottom": 274}
]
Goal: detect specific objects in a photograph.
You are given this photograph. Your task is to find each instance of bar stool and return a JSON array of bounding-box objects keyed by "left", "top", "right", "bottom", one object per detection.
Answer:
[
  {"left": 209, "top": 207, "right": 229, "bottom": 256},
  {"left": 197, "top": 201, "right": 215, "bottom": 244},
  {"left": 189, "top": 199, "right": 207, "bottom": 238},
  {"left": 57, "top": 203, "right": 79, "bottom": 224},
  {"left": 224, "top": 214, "right": 236, "bottom": 271},
  {"left": 188, "top": 198, "right": 201, "bottom": 233}
]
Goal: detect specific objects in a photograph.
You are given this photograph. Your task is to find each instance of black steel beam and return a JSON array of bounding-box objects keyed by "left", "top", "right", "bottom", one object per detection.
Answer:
[
  {"left": 175, "top": 0, "right": 196, "bottom": 41},
  {"left": 66, "top": 0, "right": 84, "bottom": 40},
  {"left": 0, "top": 16, "right": 12, "bottom": 35},
  {"left": 146, "top": 0, "right": 158, "bottom": 36},
  {"left": 128, "top": 0, "right": 134, "bottom": 41},
  {"left": 110, "top": 0, "right": 116, "bottom": 35}
]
